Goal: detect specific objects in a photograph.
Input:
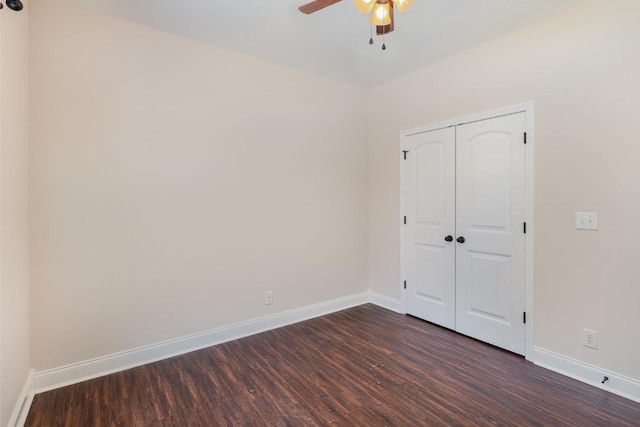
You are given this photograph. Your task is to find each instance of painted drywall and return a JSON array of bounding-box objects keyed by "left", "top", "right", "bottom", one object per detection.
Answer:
[
  {"left": 29, "top": 0, "right": 368, "bottom": 371},
  {"left": 367, "top": 0, "right": 640, "bottom": 380},
  {"left": 0, "top": 1, "right": 30, "bottom": 425}
]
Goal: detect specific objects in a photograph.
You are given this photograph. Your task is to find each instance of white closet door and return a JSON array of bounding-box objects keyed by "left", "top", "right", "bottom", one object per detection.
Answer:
[
  {"left": 403, "top": 127, "right": 456, "bottom": 329},
  {"left": 455, "top": 113, "right": 527, "bottom": 355}
]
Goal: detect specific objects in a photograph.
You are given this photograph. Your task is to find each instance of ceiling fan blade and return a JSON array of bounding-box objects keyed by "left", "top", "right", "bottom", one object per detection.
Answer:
[{"left": 298, "top": 0, "right": 342, "bottom": 14}]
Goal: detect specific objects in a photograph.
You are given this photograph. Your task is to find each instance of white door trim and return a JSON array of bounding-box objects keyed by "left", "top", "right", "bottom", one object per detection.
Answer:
[{"left": 400, "top": 101, "right": 535, "bottom": 361}]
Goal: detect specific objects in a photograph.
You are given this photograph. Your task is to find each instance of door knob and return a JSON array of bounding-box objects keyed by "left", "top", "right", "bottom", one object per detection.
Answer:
[
  {"left": 456, "top": 236, "right": 466, "bottom": 244},
  {"left": 444, "top": 235, "right": 453, "bottom": 242}
]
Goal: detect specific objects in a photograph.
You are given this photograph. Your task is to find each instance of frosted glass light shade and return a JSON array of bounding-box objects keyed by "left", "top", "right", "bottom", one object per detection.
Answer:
[
  {"left": 393, "top": 0, "right": 413, "bottom": 12},
  {"left": 354, "top": 0, "right": 375, "bottom": 13},
  {"left": 371, "top": 2, "right": 391, "bottom": 26}
]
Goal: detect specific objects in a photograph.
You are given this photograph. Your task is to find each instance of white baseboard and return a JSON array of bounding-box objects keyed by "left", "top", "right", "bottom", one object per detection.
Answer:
[
  {"left": 534, "top": 347, "right": 640, "bottom": 403},
  {"left": 35, "top": 292, "right": 370, "bottom": 393},
  {"left": 8, "top": 370, "right": 35, "bottom": 427},
  {"left": 368, "top": 290, "right": 403, "bottom": 313}
]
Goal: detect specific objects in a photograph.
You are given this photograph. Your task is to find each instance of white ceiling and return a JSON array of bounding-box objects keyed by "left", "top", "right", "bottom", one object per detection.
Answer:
[{"left": 65, "top": 0, "right": 584, "bottom": 88}]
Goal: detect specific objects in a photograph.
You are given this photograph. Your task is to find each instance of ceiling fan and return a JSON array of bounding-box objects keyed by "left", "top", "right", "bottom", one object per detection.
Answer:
[{"left": 299, "top": 0, "right": 414, "bottom": 40}]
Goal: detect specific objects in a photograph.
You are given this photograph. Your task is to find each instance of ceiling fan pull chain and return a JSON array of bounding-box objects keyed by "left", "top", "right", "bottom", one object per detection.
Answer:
[
  {"left": 369, "top": 24, "right": 374, "bottom": 45},
  {"left": 382, "top": 27, "right": 387, "bottom": 50}
]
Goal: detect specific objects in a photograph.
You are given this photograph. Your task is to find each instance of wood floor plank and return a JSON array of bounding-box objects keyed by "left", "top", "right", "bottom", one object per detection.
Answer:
[{"left": 26, "top": 304, "right": 640, "bottom": 426}]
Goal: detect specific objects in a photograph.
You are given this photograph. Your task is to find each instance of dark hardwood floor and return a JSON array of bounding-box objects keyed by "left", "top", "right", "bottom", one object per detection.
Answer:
[{"left": 26, "top": 304, "right": 640, "bottom": 426}]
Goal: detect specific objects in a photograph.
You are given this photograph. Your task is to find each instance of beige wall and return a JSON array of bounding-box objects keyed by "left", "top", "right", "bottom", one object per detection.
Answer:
[
  {"left": 368, "top": 0, "right": 640, "bottom": 380},
  {"left": 0, "top": 1, "right": 30, "bottom": 425},
  {"left": 29, "top": 0, "right": 368, "bottom": 371}
]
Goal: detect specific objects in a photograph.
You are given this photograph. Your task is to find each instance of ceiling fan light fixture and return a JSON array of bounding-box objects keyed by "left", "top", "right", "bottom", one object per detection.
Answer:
[
  {"left": 393, "top": 0, "right": 413, "bottom": 13},
  {"left": 354, "top": 0, "right": 375, "bottom": 13},
  {"left": 370, "top": 2, "right": 391, "bottom": 26}
]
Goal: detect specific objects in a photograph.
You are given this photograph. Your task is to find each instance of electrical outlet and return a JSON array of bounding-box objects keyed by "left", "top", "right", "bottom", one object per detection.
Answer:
[
  {"left": 265, "top": 291, "right": 273, "bottom": 305},
  {"left": 583, "top": 328, "right": 598, "bottom": 349}
]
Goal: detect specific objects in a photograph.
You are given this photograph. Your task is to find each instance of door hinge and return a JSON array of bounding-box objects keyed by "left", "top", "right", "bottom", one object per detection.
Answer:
[
  {"left": 523, "top": 222, "right": 527, "bottom": 234},
  {"left": 404, "top": 216, "right": 407, "bottom": 225},
  {"left": 403, "top": 280, "right": 407, "bottom": 289},
  {"left": 402, "top": 150, "right": 409, "bottom": 160},
  {"left": 524, "top": 132, "right": 527, "bottom": 144},
  {"left": 523, "top": 312, "right": 527, "bottom": 324}
]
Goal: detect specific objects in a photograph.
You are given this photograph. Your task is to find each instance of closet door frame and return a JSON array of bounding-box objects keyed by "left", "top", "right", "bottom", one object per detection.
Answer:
[{"left": 400, "top": 101, "right": 535, "bottom": 361}]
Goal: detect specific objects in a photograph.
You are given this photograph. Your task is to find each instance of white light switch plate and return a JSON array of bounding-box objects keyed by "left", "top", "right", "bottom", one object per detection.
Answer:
[{"left": 576, "top": 212, "right": 598, "bottom": 230}]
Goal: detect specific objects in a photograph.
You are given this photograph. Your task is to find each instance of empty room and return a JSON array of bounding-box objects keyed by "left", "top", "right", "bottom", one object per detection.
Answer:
[{"left": 1, "top": 0, "right": 640, "bottom": 425}]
